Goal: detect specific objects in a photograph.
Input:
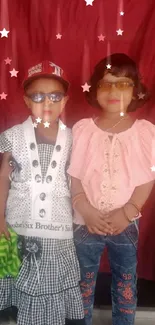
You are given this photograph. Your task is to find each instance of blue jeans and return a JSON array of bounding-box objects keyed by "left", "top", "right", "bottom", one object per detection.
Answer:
[{"left": 74, "top": 223, "right": 138, "bottom": 325}]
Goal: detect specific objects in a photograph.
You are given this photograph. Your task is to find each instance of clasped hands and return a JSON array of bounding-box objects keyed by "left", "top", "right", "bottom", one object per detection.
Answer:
[{"left": 84, "top": 205, "right": 130, "bottom": 236}]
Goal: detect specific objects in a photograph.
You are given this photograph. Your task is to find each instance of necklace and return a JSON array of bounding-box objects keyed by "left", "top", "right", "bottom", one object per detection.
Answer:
[{"left": 95, "top": 116, "right": 128, "bottom": 132}]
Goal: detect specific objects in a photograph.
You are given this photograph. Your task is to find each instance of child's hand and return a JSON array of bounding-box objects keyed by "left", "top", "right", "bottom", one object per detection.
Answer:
[
  {"left": 106, "top": 208, "right": 130, "bottom": 235},
  {"left": 0, "top": 217, "right": 10, "bottom": 239},
  {"left": 83, "top": 205, "right": 114, "bottom": 235}
]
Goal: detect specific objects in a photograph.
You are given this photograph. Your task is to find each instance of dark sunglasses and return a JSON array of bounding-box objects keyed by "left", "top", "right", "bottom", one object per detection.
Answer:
[{"left": 27, "top": 92, "right": 65, "bottom": 103}]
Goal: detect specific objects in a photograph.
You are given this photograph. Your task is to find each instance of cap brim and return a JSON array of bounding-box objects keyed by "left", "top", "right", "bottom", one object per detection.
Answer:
[{"left": 23, "top": 73, "right": 69, "bottom": 92}]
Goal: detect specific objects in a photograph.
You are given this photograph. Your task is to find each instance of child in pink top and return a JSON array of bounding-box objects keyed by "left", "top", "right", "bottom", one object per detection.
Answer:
[{"left": 68, "top": 53, "right": 155, "bottom": 325}]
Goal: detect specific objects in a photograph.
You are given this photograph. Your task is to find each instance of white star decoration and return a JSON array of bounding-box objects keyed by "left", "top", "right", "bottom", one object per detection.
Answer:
[
  {"left": 98, "top": 34, "right": 105, "bottom": 42},
  {"left": 32, "top": 120, "right": 66, "bottom": 129},
  {"left": 36, "top": 117, "right": 42, "bottom": 123},
  {"left": 81, "top": 82, "right": 91, "bottom": 92},
  {"left": 0, "top": 28, "right": 9, "bottom": 38},
  {"left": 138, "top": 92, "right": 145, "bottom": 100},
  {"left": 44, "top": 121, "right": 50, "bottom": 128},
  {"left": 56, "top": 33, "right": 62, "bottom": 39},
  {"left": 9, "top": 68, "right": 19, "bottom": 77},
  {"left": 60, "top": 124, "right": 66, "bottom": 130},
  {"left": 85, "top": 0, "right": 94, "bottom": 6},
  {"left": 106, "top": 64, "right": 111, "bottom": 69},
  {"left": 0, "top": 92, "right": 7, "bottom": 100},
  {"left": 32, "top": 119, "right": 66, "bottom": 129},
  {"left": 151, "top": 166, "right": 155, "bottom": 172},
  {"left": 120, "top": 11, "right": 124, "bottom": 16},
  {"left": 32, "top": 122, "right": 38, "bottom": 128},
  {"left": 116, "top": 29, "right": 124, "bottom": 36},
  {"left": 120, "top": 112, "right": 124, "bottom": 117}
]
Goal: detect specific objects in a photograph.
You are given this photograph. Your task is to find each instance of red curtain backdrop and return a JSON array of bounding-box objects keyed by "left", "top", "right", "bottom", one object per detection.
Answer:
[{"left": 0, "top": 0, "right": 155, "bottom": 280}]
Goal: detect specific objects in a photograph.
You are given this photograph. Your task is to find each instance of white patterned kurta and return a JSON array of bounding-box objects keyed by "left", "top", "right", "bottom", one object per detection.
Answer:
[{"left": 0, "top": 117, "right": 84, "bottom": 325}]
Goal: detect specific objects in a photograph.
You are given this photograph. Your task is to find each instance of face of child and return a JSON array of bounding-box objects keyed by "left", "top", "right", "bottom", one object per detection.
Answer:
[
  {"left": 96, "top": 73, "right": 134, "bottom": 114},
  {"left": 24, "top": 77, "right": 68, "bottom": 123}
]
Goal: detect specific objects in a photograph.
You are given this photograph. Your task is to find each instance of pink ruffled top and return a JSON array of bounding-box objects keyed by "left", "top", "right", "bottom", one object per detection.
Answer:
[{"left": 68, "top": 118, "right": 155, "bottom": 224}]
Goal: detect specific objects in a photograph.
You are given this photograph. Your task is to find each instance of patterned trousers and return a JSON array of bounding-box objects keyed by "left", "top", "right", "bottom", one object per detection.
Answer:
[{"left": 74, "top": 223, "right": 138, "bottom": 325}]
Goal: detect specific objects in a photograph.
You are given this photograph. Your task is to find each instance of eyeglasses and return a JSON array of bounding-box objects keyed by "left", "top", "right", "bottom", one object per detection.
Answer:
[
  {"left": 98, "top": 81, "right": 134, "bottom": 91},
  {"left": 27, "top": 92, "right": 65, "bottom": 103}
]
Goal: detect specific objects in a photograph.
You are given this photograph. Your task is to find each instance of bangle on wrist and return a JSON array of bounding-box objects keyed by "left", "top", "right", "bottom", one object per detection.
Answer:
[
  {"left": 123, "top": 205, "right": 142, "bottom": 223},
  {"left": 126, "top": 200, "right": 141, "bottom": 213},
  {"left": 72, "top": 192, "right": 86, "bottom": 209}
]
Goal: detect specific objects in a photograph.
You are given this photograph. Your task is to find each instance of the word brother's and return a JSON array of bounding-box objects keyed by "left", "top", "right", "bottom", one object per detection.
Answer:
[{"left": 11, "top": 222, "right": 72, "bottom": 231}]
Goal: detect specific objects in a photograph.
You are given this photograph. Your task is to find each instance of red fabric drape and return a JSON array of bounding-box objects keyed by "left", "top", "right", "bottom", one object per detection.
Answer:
[{"left": 0, "top": 0, "right": 155, "bottom": 280}]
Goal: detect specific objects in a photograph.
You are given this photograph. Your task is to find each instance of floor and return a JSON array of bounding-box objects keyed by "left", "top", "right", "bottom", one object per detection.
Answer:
[{"left": 1, "top": 309, "right": 155, "bottom": 325}]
